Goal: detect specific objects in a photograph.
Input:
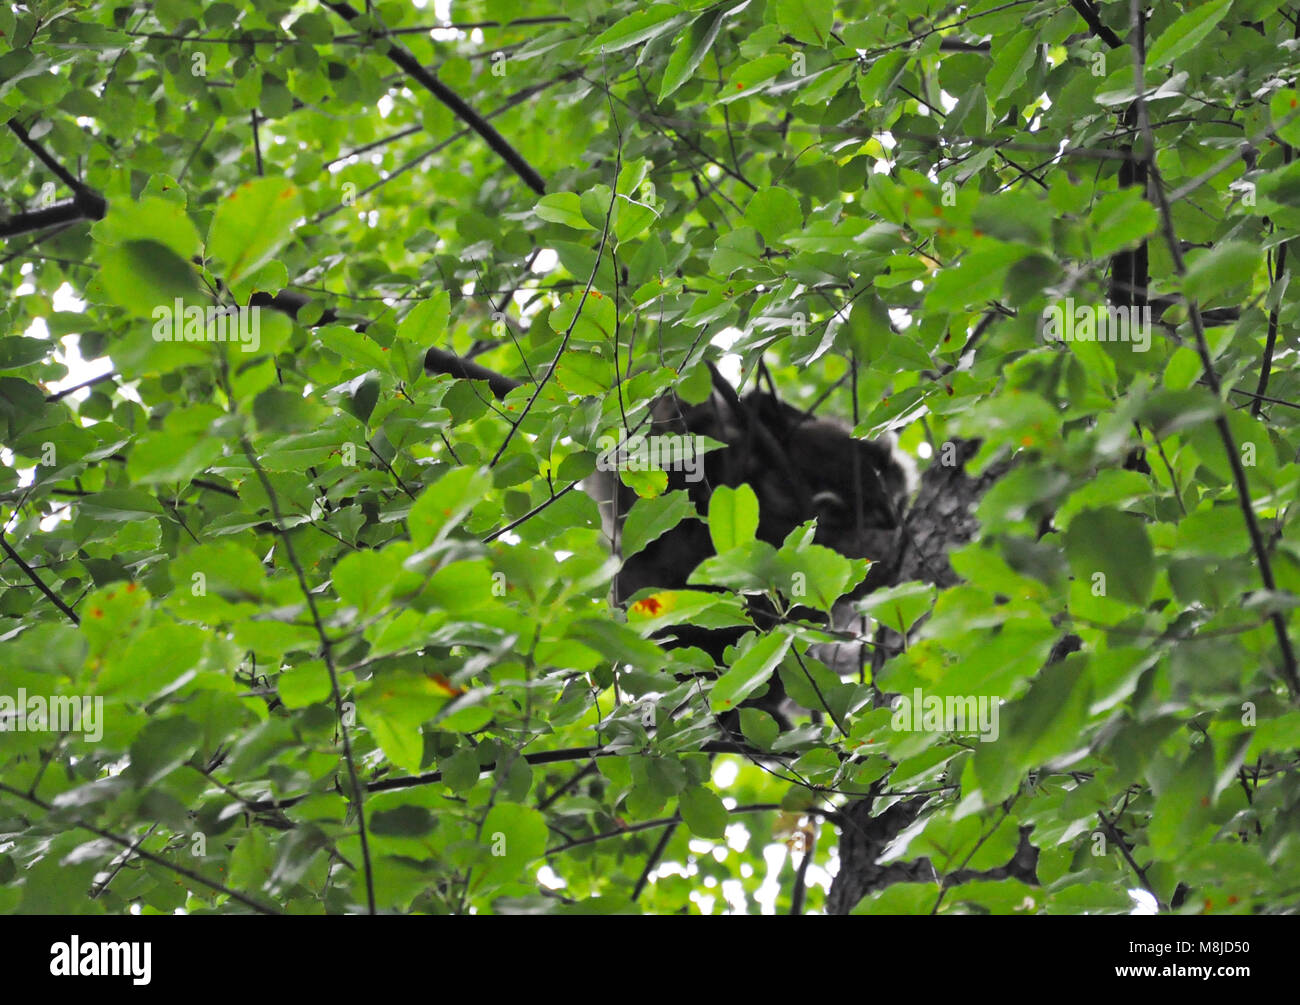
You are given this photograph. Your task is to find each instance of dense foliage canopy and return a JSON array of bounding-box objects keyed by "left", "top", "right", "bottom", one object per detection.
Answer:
[{"left": 2, "top": 0, "right": 1300, "bottom": 915}]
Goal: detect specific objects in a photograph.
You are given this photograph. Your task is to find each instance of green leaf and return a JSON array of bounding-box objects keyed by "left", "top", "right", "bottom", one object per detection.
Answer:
[
  {"left": 206, "top": 176, "right": 304, "bottom": 284},
  {"left": 1147, "top": 0, "right": 1232, "bottom": 69},
  {"left": 98, "top": 239, "right": 201, "bottom": 317},
  {"left": 986, "top": 29, "right": 1035, "bottom": 106},
  {"left": 316, "top": 325, "right": 391, "bottom": 373},
  {"left": 647, "top": 756, "right": 688, "bottom": 796},
  {"left": 97, "top": 623, "right": 205, "bottom": 701},
  {"left": 739, "top": 707, "right": 780, "bottom": 749},
  {"left": 708, "top": 483, "right": 759, "bottom": 552},
  {"left": 659, "top": 7, "right": 728, "bottom": 101},
  {"left": 535, "top": 192, "right": 594, "bottom": 230},
  {"left": 1088, "top": 188, "right": 1158, "bottom": 260},
  {"left": 407, "top": 466, "right": 492, "bottom": 548},
  {"left": 621, "top": 490, "right": 698, "bottom": 558},
  {"left": 1183, "top": 242, "right": 1260, "bottom": 302},
  {"left": 260, "top": 72, "right": 292, "bottom": 117},
  {"left": 859, "top": 51, "right": 907, "bottom": 106},
  {"left": 855, "top": 581, "right": 935, "bottom": 634},
  {"left": 690, "top": 539, "right": 780, "bottom": 593},
  {"left": 477, "top": 804, "right": 549, "bottom": 890},
  {"left": 78, "top": 488, "right": 166, "bottom": 521},
  {"left": 440, "top": 749, "right": 482, "bottom": 793},
  {"left": 548, "top": 287, "right": 617, "bottom": 339},
  {"left": 709, "top": 630, "right": 792, "bottom": 712},
  {"left": 126, "top": 716, "right": 199, "bottom": 787},
  {"left": 845, "top": 293, "right": 893, "bottom": 363},
  {"left": 723, "top": 54, "right": 789, "bottom": 102},
  {"left": 127, "top": 403, "right": 224, "bottom": 484},
  {"left": 370, "top": 805, "right": 435, "bottom": 836},
  {"left": 91, "top": 196, "right": 201, "bottom": 260},
  {"left": 744, "top": 187, "right": 803, "bottom": 245},
  {"left": 1149, "top": 744, "right": 1215, "bottom": 859},
  {"left": 678, "top": 785, "right": 728, "bottom": 839},
  {"left": 333, "top": 549, "right": 402, "bottom": 615},
  {"left": 396, "top": 291, "right": 450, "bottom": 348},
  {"left": 774, "top": 0, "right": 833, "bottom": 46},
  {"left": 368, "top": 709, "right": 425, "bottom": 774},
  {"left": 0, "top": 337, "right": 52, "bottom": 370},
  {"left": 554, "top": 350, "right": 612, "bottom": 395},
  {"left": 677, "top": 363, "right": 713, "bottom": 405},
  {"left": 586, "top": 6, "right": 687, "bottom": 54},
  {"left": 1270, "top": 88, "right": 1300, "bottom": 147},
  {"left": 278, "top": 660, "right": 332, "bottom": 708},
  {"left": 1064, "top": 508, "right": 1155, "bottom": 605},
  {"left": 776, "top": 534, "right": 867, "bottom": 609},
  {"left": 252, "top": 387, "right": 330, "bottom": 433}
]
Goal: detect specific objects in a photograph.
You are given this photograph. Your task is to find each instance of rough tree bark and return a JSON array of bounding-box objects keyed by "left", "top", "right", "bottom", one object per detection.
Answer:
[{"left": 825, "top": 439, "right": 1021, "bottom": 915}]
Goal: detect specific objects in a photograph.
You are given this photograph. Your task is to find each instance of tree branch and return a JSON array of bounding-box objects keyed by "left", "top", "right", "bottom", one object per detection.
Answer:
[
  {"left": 1252, "top": 16, "right": 1298, "bottom": 417},
  {"left": 0, "top": 782, "right": 278, "bottom": 914},
  {"left": 2, "top": 120, "right": 108, "bottom": 239},
  {"left": 235, "top": 433, "right": 377, "bottom": 912},
  {"left": 9, "top": 119, "right": 88, "bottom": 192},
  {"left": 632, "top": 821, "right": 678, "bottom": 901},
  {"left": 1253, "top": 238, "right": 1289, "bottom": 418},
  {"left": 1127, "top": 0, "right": 1300, "bottom": 700},
  {"left": 1098, "top": 809, "right": 1164, "bottom": 909},
  {"left": 0, "top": 533, "right": 81, "bottom": 625},
  {"left": 488, "top": 163, "right": 618, "bottom": 466},
  {"left": 424, "top": 346, "right": 522, "bottom": 400},
  {"left": 252, "top": 288, "right": 526, "bottom": 402},
  {"left": 247, "top": 740, "right": 768, "bottom": 813},
  {"left": 45, "top": 370, "right": 118, "bottom": 403},
  {"left": 1068, "top": 0, "right": 1125, "bottom": 49},
  {"left": 323, "top": 2, "right": 547, "bottom": 194}
]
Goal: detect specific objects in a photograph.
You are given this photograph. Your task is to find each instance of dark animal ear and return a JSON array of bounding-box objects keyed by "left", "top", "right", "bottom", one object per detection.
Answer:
[
  {"left": 742, "top": 388, "right": 799, "bottom": 438},
  {"left": 860, "top": 434, "right": 917, "bottom": 500}
]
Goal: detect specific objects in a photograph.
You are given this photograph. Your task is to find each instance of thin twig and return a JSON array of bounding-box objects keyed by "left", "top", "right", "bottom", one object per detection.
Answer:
[
  {"left": 90, "top": 822, "right": 159, "bottom": 898},
  {"left": 632, "top": 821, "right": 678, "bottom": 901},
  {"left": 0, "top": 783, "right": 277, "bottom": 914},
  {"left": 0, "top": 534, "right": 80, "bottom": 625},
  {"left": 1128, "top": 0, "right": 1299, "bottom": 700},
  {"left": 236, "top": 433, "right": 377, "bottom": 913},
  {"left": 489, "top": 154, "right": 619, "bottom": 465}
]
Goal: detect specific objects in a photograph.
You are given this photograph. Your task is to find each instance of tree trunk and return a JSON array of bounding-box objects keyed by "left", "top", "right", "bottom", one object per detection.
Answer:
[{"left": 825, "top": 438, "right": 1019, "bottom": 914}]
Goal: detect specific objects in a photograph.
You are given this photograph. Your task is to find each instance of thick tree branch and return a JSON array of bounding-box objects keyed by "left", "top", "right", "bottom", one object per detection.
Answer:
[
  {"left": 424, "top": 346, "right": 523, "bottom": 400},
  {"left": 252, "top": 288, "right": 525, "bottom": 400},
  {"left": 0, "top": 194, "right": 106, "bottom": 240},
  {"left": 324, "top": 2, "right": 547, "bottom": 194},
  {"left": 10, "top": 119, "right": 87, "bottom": 191},
  {"left": 1068, "top": 0, "right": 1125, "bottom": 49},
  {"left": 2, "top": 120, "right": 107, "bottom": 239}
]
